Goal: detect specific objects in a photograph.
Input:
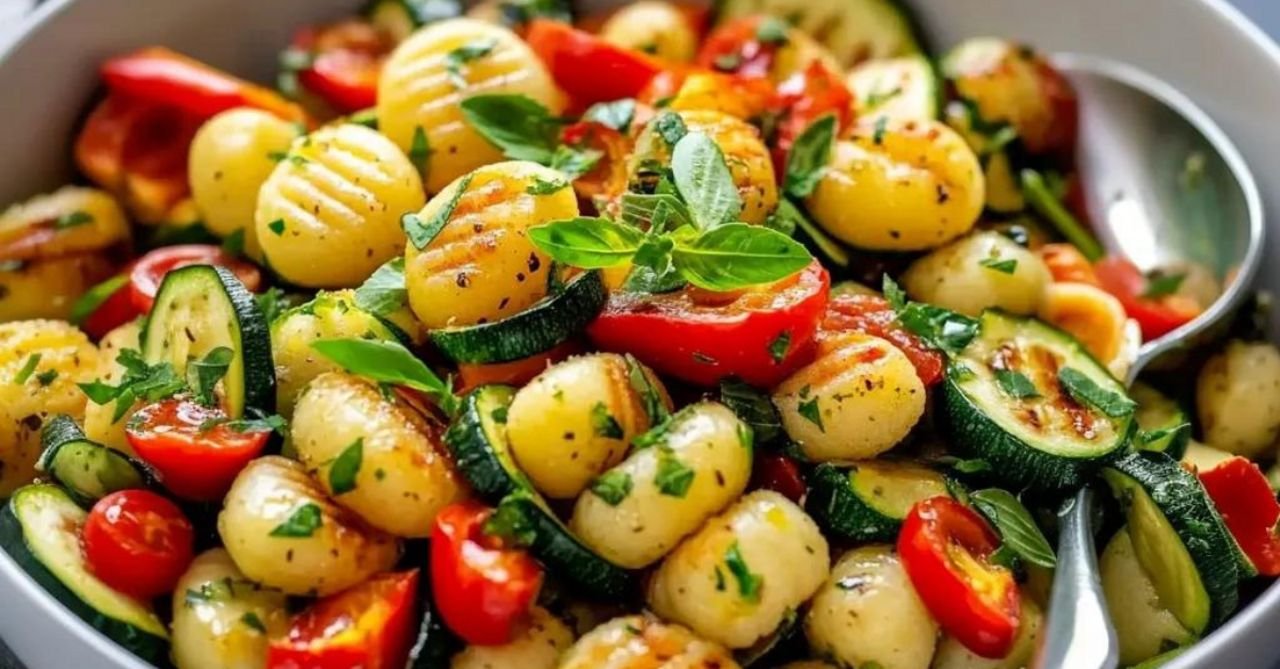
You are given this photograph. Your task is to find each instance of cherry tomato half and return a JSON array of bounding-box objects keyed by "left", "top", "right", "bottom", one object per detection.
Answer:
[
  {"left": 588, "top": 261, "right": 829, "bottom": 388},
  {"left": 525, "top": 19, "right": 663, "bottom": 109},
  {"left": 126, "top": 397, "right": 271, "bottom": 501},
  {"left": 268, "top": 570, "right": 419, "bottom": 669},
  {"left": 82, "top": 489, "right": 195, "bottom": 600},
  {"left": 898, "top": 497, "right": 1021, "bottom": 659},
  {"left": 288, "top": 20, "right": 390, "bottom": 113},
  {"left": 821, "top": 294, "right": 945, "bottom": 386},
  {"left": 430, "top": 501, "right": 543, "bottom": 646},
  {"left": 128, "top": 244, "right": 262, "bottom": 314},
  {"left": 695, "top": 16, "right": 781, "bottom": 80},
  {"left": 1199, "top": 457, "right": 1280, "bottom": 576},
  {"left": 1093, "top": 256, "right": 1202, "bottom": 341}
]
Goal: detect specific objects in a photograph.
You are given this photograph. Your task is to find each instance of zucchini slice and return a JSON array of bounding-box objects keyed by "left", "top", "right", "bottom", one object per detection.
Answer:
[
  {"left": 806, "top": 461, "right": 949, "bottom": 542},
  {"left": 35, "top": 416, "right": 150, "bottom": 506},
  {"left": 715, "top": 0, "right": 924, "bottom": 66},
  {"left": 942, "top": 311, "right": 1135, "bottom": 491},
  {"left": 429, "top": 270, "right": 606, "bottom": 365},
  {"left": 0, "top": 484, "right": 169, "bottom": 662},
  {"left": 445, "top": 386, "right": 634, "bottom": 598},
  {"left": 1131, "top": 382, "right": 1191, "bottom": 460},
  {"left": 848, "top": 55, "right": 942, "bottom": 124},
  {"left": 142, "top": 265, "right": 275, "bottom": 418},
  {"left": 1102, "top": 452, "right": 1240, "bottom": 633}
]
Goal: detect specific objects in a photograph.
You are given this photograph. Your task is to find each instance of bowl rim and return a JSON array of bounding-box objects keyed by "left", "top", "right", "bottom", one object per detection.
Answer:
[{"left": 3, "top": 0, "right": 1280, "bottom": 668}]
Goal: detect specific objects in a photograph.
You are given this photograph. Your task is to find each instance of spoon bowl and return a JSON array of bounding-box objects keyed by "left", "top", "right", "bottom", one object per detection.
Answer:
[{"left": 1036, "top": 55, "right": 1266, "bottom": 669}]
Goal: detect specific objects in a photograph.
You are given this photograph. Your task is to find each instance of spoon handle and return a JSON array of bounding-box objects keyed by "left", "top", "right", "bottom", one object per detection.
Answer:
[{"left": 1034, "top": 487, "right": 1118, "bottom": 669}]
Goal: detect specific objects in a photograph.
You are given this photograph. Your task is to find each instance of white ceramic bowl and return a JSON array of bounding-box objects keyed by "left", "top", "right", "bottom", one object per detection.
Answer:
[{"left": 3, "top": 0, "right": 1280, "bottom": 667}]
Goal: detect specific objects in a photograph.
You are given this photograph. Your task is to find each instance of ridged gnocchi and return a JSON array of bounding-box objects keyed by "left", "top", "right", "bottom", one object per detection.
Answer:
[
  {"left": 377, "top": 18, "right": 563, "bottom": 194},
  {"left": 570, "top": 402, "right": 752, "bottom": 569},
  {"left": 1101, "top": 529, "right": 1195, "bottom": 666},
  {"left": 82, "top": 319, "right": 143, "bottom": 454},
  {"left": 254, "top": 123, "right": 423, "bottom": 288},
  {"left": 507, "top": 353, "right": 666, "bottom": 499},
  {"left": 270, "top": 290, "right": 403, "bottom": 416},
  {"left": 932, "top": 596, "right": 1044, "bottom": 669},
  {"left": 189, "top": 108, "right": 301, "bottom": 261},
  {"left": 805, "top": 545, "right": 938, "bottom": 669},
  {"left": 600, "top": 1, "right": 697, "bottom": 63},
  {"left": 773, "top": 332, "right": 926, "bottom": 461},
  {"left": 450, "top": 606, "right": 573, "bottom": 669},
  {"left": 403, "top": 161, "right": 576, "bottom": 329},
  {"left": 291, "top": 372, "right": 468, "bottom": 537},
  {"left": 628, "top": 110, "right": 778, "bottom": 225},
  {"left": 647, "top": 490, "right": 830, "bottom": 649},
  {"left": 170, "top": 549, "right": 289, "bottom": 669},
  {"left": 217, "top": 456, "right": 401, "bottom": 596},
  {"left": 1196, "top": 340, "right": 1280, "bottom": 458},
  {"left": 558, "top": 615, "right": 741, "bottom": 669},
  {"left": 806, "top": 119, "right": 984, "bottom": 251},
  {"left": 901, "top": 231, "right": 1050, "bottom": 317}
]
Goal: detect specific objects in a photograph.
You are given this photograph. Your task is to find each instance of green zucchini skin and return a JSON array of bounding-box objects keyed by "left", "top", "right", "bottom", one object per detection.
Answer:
[
  {"left": 36, "top": 416, "right": 152, "bottom": 506},
  {"left": 142, "top": 264, "right": 276, "bottom": 418},
  {"left": 1105, "top": 451, "right": 1241, "bottom": 630},
  {"left": 713, "top": 0, "right": 927, "bottom": 66},
  {"left": 444, "top": 385, "right": 526, "bottom": 500},
  {"left": 429, "top": 271, "right": 606, "bottom": 365},
  {"left": 497, "top": 491, "right": 635, "bottom": 599},
  {"left": 0, "top": 485, "right": 169, "bottom": 663}
]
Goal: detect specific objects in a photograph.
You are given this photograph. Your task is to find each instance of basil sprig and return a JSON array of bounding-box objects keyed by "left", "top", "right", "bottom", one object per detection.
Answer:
[
  {"left": 460, "top": 94, "right": 602, "bottom": 180},
  {"left": 882, "top": 275, "right": 980, "bottom": 355},
  {"left": 970, "top": 488, "right": 1057, "bottom": 568},
  {"left": 310, "top": 338, "right": 459, "bottom": 417}
]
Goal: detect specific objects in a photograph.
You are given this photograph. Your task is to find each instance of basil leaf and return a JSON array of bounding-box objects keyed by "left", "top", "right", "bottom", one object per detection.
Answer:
[
  {"left": 589, "top": 470, "right": 633, "bottom": 506},
  {"left": 718, "top": 378, "right": 785, "bottom": 445},
  {"left": 619, "top": 193, "right": 694, "bottom": 232},
  {"left": 267, "top": 219, "right": 286, "bottom": 236},
  {"left": 527, "top": 176, "right": 569, "bottom": 195},
  {"left": 549, "top": 145, "right": 602, "bottom": 180},
  {"left": 583, "top": 98, "right": 636, "bottom": 132},
  {"left": 652, "top": 111, "right": 688, "bottom": 145},
  {"left": 881, "top": 276, "right": 980, "bottom": 355},
  {"left": 622, "top": 261, "right": 685, "bottom": 294},
  {"left": 311, "top": 338, "right": 458, "bottom": 416},
  {"left": 528, "top": 217, "right": 645, "bottom": 268},
  {"left": 994, "top": 369, "right": 1039, "bottom": 399},
  {"left": 784, "top": 114, "right": 837, "bottom": 198},
  {"left": 970, "top": 488, "right": 1057, "bottom": 568},
  {"left": 54, "top": 211, "right": 94, "bottom": 230},
  {"left": 187, "top": 347, "right": 234, "bottom": 406},
  {"left": 1057, "top": 367, "right": 1136, "bottom": 418},
  {"left": 404, "top": 173, "right": 473, "bottom": 250},
  {"left": 654, "top": 450, "right": 695, "bottom": 497},
  {"left": 626, "top": 355, "right": 669, "bottom": 423},
  {"left": 979, "top": 257, "right": 1018, "bottom": 274},
  {"left": 671, "top": 223, "right": 811, "bottom": 291},
  {"left": 591, "top": 401, "right": 624, "bottom": 439},
  {"left": 724, "top": 541, "right": 763, "bottom": 602},
  {"left": 240, "top": 612, "right": 266, "bottom": 634},
  {"left": 355, "top": 258, "right": 407, "bottom": 317},
  {"left": 672, "top": 133, "right": 742, "bottom": 230},
  {"left": 329, "top": 437, "right": 363, "bottom": 495},
  {"left": 68, "top": 274, "right": 129, "bottom": 326},
  {"left": 798, "top": 396, "right": 824, "bottom": 431},
  {"left": 269, "top": 503, "right": 323, "bottom": 538},
  {"left": 444, "top": 38, "right": 497, "bottom": 88},
  {"left": 1142, "top": 271, "right": 1186, "bottom": 299},
  {"left": 222, "top": 410, "right": 288, "bottom": 435},
  {"left": 460, "top": 94, "right": 561, "bottom": 163}
]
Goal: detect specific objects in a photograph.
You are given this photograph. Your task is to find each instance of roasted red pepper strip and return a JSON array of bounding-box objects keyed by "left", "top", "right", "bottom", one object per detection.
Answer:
[
  {"left": 588, "top": 261, "right": 829, "bottom": 388},
  {"left": 1093, "top": 256, "right": 1202, "bottom": 341},
  {"left": 752, "top": 453, "right": 807, "bottom": 502},
  {"left": 898, "top": 497, "right": 1021, "bottom": 659},
  {"left": 268, "top": 571, "right": 419, "bottom": 669},
  {"left": 821, "top": 294, "right": 945, "bottom": 386},
  {"left": 525, "top": 19, "right": 663, "bottom": 108},
  {"left": 1199, "top": 457, "right": 1280, "bottom": 576},
  {"left": 430, "top": 502, "right": 543, "bottom": 646},
  {"left": 287, "top": 20, "right": 389, "bottom": 113}
]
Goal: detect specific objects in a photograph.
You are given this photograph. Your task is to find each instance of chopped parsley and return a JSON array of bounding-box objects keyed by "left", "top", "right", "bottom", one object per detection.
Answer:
[
  {"left": 13, "top": 354, "right": 40, "bottom": 385},
  {"left": 268, "top": 219, "right": 286, "bottom": 236},
  {"left": 329, "top": 437, "right": 363, "bottom": 495},
  {"left": 797, "top": 396, "right": 823, "bottom": 431},
  {"left": 979, "top": 257, "right": 1018, "bottom": 274},
  {"left": 724, "top": 541, "right": 763, "bottom": 603},
  {"left": 589, "top": 470, "right": 633, "bottom": 506},
  {"left": 768, "top": 331, "right": 791, "bottom": 364},
  {"left": 445, "top": 38, "right": 498, "bottom": 88},
  {"left": 654, "top": 449, "right": 695, "bottom": 497},
  {"left": 591, "top": 402, "right": 625, "bottom": 439},
  {"left": 269, "top": 503, "right": 323, "bottom": 538}
]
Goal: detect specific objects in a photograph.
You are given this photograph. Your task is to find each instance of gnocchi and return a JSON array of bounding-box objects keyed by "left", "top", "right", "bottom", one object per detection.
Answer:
[
  {"left": 255, "top": 123, "right": 423, "bottom": 288},
  {"left": 217, "top": 456, "right": 401, "bottom": 596},
  {"left": 569, "top": 402, "right": 752, "bottom": 568},
  {"left": 403, "top": 161, "right": 575, "bottom": 330},
  {"left": 170, "top": 549, "right": 289, "bottom": 669},
  {"left": 377, "top": 18, "right": 563, "bottom": 194},
  {"left": 291, "top": 372, "right": 468, "bottom": 537},
  {"left": 0, "top": 186, "right": 131, "bottom": 261},
  {"left": 599, "top": 1, "right": 697, "bottom": 63},
  {"left": 773, "top": 332, "right": 926, "bottom": 461},
  {"left": 558, "top": 615, "right": 741, "bottom": 669},
  {"left": 82, "top": 319, "right": 143, "bottom": 454},
  {"left": 1196, "top": 340, "right": 1280, "bottom": 458},
  {"left": 450, "top": 606, "right": 573, "bottom": 669},
  {"left": 902, "top": 231, "right": 1051, "bottom": 317},
  {"left": 0, "top": 253, "right": 117, "bottom": 322},
  {"left": 647, "top": 490, "right": 830, "bottom": 649}
]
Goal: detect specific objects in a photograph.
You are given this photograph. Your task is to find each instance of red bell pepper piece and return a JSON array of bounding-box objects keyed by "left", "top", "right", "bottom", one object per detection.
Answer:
[{"left": 1199, "top": 456, "right": 1280, "bottom": 576}]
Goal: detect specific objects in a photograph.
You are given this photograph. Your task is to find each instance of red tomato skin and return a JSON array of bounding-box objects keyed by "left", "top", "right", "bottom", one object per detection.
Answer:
[
  {"left": 268, "top": 571, "right": 418, "bottom": 669},
  {"left": 770, "top": 61, "right": 854, "bottom": 172},
  {"left": 1093, "top": 257, "right": 1201, "bottom": 340},
  {"left": 588, "top": 261, "right": 830, "bottom": 388},
  {"left": 299, "top": 49, "right": 380, "bottom": 112},
  {"left": 82, "top": 490, "right": 195, "bottom": 600},
  {"left": 898, "top": 497, "right": 1020, "bottom": 659},
  {"left": 128, "top": 244, "right": 263, "bottom": 313},
  {"left": 430, "top": 502, "right": 543, "bottom": 646},
  {"left": 695, "top": 16, "right": 779, "bottom": 79},
  {"left": 752, "top": 453, "right": 806, "bottom": 502},
  {"left": 525, "top": 20, "right": 663, "bottom": 108},
  {"left": 79, "top": 271, "right": 141, "bottom": 340},
  {"left": 1199, "top": 457, "right": 1280, "bottom": 576},
  {"left": 125, "top": 398, "right": 271, "bottom": 501},
  {"left": 821, "top": 294, "right": 945, "bottom": 386}
]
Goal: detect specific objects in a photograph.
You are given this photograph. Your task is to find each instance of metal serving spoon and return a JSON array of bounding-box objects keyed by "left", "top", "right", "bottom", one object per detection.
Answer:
[{"left": 1035, "top": 55, "right": 1264, "bottom": 669}]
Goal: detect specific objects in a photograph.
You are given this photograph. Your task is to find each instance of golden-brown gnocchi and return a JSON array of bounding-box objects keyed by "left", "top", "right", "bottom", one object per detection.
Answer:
[
  {"left": 189, "top": 108, "right": 301, "bottom": 261},
  {"left": 599, "top": 1, "right": 697, "bottom": 63},
  {"left": 82, "top": 319, "right": 143, "bottom": 454},
  {"left": 806, "top": 119, "right": 984, "bottom": 251},
  {"left": 805, "top": 545, "right": 938, "bottom": 669},
  {"left": 569, "top": 402, "right": 752, "bottom": 569},
  {"left": 773, "top": 332, "right": 926, "bottom": 461},
  {"left": 377, "top": 18, "right": 563, "bottom": 194},
  {"left": 558, "top": 615, "right": 741, "bottom": 669},
  {"left": 291, "top": 372, "right": 468, "bottom": 537},
  {"left": 0, "top": 186, "right": 131, "bottom": 262},
  {"left": 1196, "top": 340, "right": 1280, "bottom": 458},
  {"left": 450, "top": 606, "right": 573, "bottom": 669},
  {"left": 1100, "top": 529, "right": 1195, "bottom": 666},
  {"left": 901, "top": 231, "right": 1050, "bottom": 317},
  {"left": 255, "top": 123, "right": 423, "bottom": 288},
  {"left": 931, "top": 596, "right": 1044, "bottom": 669},
  {"left": 403, "top": 161, "right": 576, "bottom": 329},
  {"left": 170, "top": 549, "right": 290, "bottom": 669},
  {"left": 0, "top": 254, "right": 117, "bottom": 322},
  {"left": 628, "top": 110, "right": 778, "bottom": 225},
  {"left": 647, "top": 490, "right": 830, "bottom": 649},
  {"left": 270, "top": 290, "right": 404, "bottom": 416},
  {"left": 507, "top": 353, "right": 666, "bottom": 499},
  {"left": 218, "top": 456, "right": 401, "bottom": 596}
]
